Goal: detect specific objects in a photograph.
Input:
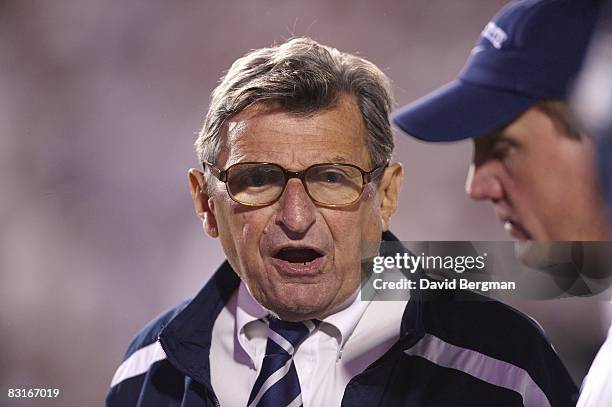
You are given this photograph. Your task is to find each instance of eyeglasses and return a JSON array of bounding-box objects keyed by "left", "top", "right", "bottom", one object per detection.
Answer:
[{"left": 202, "top": 160, "right": 388, "bottom": 207}]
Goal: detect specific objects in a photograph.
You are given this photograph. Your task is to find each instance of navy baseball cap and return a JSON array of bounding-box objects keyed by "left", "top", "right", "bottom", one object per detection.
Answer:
[{"left": 393, "top": 0, "right": 603, "bottom": 142}]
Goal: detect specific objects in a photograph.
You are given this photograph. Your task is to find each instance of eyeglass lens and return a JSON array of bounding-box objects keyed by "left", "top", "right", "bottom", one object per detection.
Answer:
[{"left": 226, "top": 163, "right": 364, "bottom": 205}]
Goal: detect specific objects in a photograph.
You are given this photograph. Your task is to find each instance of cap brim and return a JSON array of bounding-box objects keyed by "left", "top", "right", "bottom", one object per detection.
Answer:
[{"left": 392, "top": 79, "right": 538, "bottom": 142}]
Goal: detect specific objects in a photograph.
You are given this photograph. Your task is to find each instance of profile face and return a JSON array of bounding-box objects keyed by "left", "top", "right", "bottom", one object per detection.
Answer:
[
  {"left": 465, "top": 106, "right": 608, "bottom": 241},
  {"left": 190, "top": 96, "right": 401, "bottom": 320}
]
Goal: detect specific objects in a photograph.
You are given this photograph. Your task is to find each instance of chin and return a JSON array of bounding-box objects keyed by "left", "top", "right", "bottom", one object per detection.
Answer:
[
  {"left": 513, "top": 241, "right": 574, "bottom": 269},
  {"left": 262, "top": 283, "right": 333, "bottom": 320}
]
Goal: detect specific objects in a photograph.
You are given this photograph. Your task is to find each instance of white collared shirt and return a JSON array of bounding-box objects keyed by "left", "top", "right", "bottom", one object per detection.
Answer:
[{"left": 210, "top": 282, "right": 408, "bottom": 407}]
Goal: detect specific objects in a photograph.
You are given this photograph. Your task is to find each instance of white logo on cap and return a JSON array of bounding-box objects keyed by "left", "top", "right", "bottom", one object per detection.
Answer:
[{"left": 481, "top": 22, "right": 507, "bottom": 49}]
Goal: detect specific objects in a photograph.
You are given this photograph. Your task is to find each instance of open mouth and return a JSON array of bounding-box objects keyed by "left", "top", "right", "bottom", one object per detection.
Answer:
[
  {"left": 272, "top": 247, "right": 325, "bottom": 275},
  {"left": 274, "top": 247, "right": 323, "bottom": 264}
]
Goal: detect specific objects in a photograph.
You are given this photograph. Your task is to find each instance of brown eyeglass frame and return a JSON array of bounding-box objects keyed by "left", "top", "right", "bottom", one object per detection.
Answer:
[{"left": 202, "top": 160, "right": 388, "bottom": 207}]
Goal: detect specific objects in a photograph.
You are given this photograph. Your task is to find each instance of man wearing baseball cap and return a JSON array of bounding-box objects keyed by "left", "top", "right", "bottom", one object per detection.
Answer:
[
  {"left": 395, "top": 0, "right": 611, "bottom": 404},
  {"left": 393, "top": 0, "right": 609, "bottom": 242}
]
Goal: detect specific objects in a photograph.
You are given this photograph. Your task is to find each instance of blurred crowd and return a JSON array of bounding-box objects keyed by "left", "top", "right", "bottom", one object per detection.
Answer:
[{"left": 0, "top": 1, "right": 608, "bottom": 405}]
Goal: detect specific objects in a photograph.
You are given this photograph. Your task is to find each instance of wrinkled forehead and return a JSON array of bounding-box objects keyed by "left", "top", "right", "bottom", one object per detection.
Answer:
[{"left": 217, "top": 98, "right": 372, "bottom": 168}]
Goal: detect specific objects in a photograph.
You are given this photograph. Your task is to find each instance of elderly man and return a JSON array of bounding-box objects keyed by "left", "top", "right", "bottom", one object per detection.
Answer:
[
  {"left": 394, "top": 0, "right": 609, "bottom": 243},
  {"left": 107, "top": 38, "right": 577, "bottom": 407}
]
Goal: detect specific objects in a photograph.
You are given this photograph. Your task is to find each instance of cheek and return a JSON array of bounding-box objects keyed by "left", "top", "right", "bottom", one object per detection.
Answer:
[
  {"left": 508, "top": 148, "right": 569, "bottom": 200},
  {"left": 216, "top": 203, "right": 259, "bottom": 259},
  {"left": 359, "top": 185, "right": 383, "bottom": 236},
  {"left": 510, "top": 162, "right": 558, "bottom": 207},
  {"left": 504, "top": 168, "right": 558, "bottom": 236},
  {"left": 499, "top": 163, "right": 538, "bottom": 209},
  {"left": 326, "top": 191, "right": 382, "bottom": 256},
  {"left": 227, "top": 204, "right": 274, "bottom": 259},
  {"left": 241, "top": 220, "right": 262, "bottom": 253}
]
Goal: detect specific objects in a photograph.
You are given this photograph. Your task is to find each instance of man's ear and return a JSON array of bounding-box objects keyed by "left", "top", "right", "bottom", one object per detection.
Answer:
[
  {"left": 377, "top": 163, "right": 403, "bottom": 231},
  {"left": 188, "top": 169, "right": 219, "bottom": 238}
]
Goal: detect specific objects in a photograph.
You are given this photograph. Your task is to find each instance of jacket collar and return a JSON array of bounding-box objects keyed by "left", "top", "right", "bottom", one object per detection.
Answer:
[
  {"left": 159, "top": 260, "right": 240, "bottom": 386},
  {"left": 380, "top": 231, "right": 425, "bottom": 345}
]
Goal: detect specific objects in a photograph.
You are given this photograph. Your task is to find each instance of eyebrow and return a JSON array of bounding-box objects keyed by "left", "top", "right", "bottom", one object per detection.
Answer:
[
  {"left": 495, "top": 133, "right": 521, "bottom": 147},
  {"left": 485, "top": 130, "right": 520, "bottom": 148}
]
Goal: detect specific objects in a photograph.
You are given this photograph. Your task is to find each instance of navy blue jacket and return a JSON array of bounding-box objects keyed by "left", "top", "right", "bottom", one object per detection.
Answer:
[{"left": 107, "top": 233, "right": 578, "bottom": 406}]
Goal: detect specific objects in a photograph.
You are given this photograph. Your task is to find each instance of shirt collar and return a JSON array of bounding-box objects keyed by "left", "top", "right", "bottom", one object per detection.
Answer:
[
  {"left": 320, "top": 288, "right": 370, "bottom": 351},
  {"left": 236, "top": 281, "right": 268, "bottom": 335},
  {"left": 235, "top": 281, "right": 370, "bottom": 357}
]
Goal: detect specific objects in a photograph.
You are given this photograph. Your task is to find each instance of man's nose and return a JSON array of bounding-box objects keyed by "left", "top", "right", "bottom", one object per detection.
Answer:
[
  {"left": 275, "top": 179, "right": 316, "bottom": 235},
  {"left": 465, "top": 163, "right": 503, "bottom": 202}
]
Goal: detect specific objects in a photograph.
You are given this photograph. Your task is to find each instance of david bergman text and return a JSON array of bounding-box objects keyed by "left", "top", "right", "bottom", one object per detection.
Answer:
[{"left": 373, "top": 278, "right": 516, "bottom": 293}]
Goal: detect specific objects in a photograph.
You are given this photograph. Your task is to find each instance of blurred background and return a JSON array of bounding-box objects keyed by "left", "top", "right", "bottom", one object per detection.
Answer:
[{"left": 1, "top": 0, "right": 610, "bottom": 405}]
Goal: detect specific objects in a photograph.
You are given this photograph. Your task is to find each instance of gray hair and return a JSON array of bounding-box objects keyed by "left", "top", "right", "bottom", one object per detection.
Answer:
[{"left": 195, "top": 37, "right": 394, "bottom": 172}]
